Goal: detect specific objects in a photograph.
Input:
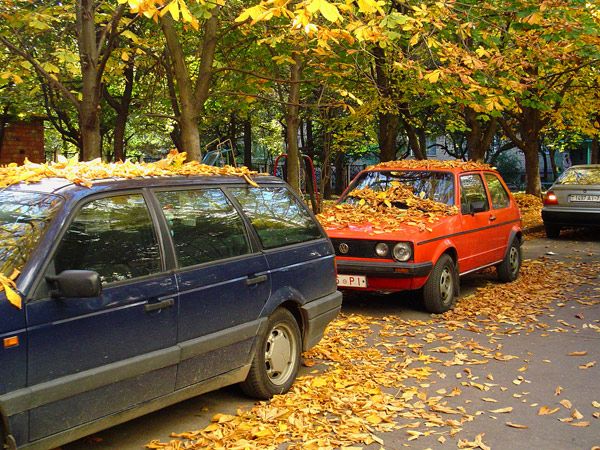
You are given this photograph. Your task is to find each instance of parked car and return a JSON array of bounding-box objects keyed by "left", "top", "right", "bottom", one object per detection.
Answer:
[
  {"left": 0, "top": 174, "right": 341, "bottom": 450},
  {"left": 542, "top": 164, "right": 600, "bottom": 238},
  {"left": 323, "top": 160, "right": 522, "bottom": 314}
]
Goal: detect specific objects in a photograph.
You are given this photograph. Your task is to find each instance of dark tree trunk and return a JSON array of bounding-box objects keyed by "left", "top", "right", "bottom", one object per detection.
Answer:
[
  {"left": 161, "top": 12, "right": 219, "bottom": 161},
  {"left": 373, "top": 45, "right": 399, "bottom": 162},
  {"left": 305, "top": 119, "right": 315, "bottom": 161},
  {"left": 104, "top": 60, "right": 134, "bottom": 161},
  {"left": 243, "top": 118, "right": 252, "bottom": 169},
  {"left": 549, "top": 147, "right": 558, "bottom": 180},
  {"left": 334, "top": 152, "right": 345, "bottom": 194},
  {"left": 378, "top": 113, "right": 400, "bottom": 161},
  {"left": 464, "top": 107, "right": 497, "bottom": 162},
  {"left": 285, "top": 54, "right": 302, "bottom": 194},
  {"left": 592, "top": 136, "right": 599, "bottom": 164},
  {"left": 0, "top": 106, "right": 9, "bottom": 159},
  {"left": 402, "top": 117, "right": 426, "bottom": 160}
]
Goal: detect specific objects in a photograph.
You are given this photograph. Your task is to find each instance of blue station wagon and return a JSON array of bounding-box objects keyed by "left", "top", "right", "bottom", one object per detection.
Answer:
[{"left": 0, "top": 174, "right": 342, "bottom": 450}]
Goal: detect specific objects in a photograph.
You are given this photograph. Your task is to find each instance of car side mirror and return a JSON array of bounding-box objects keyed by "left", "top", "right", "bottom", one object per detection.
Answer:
[
  {"left": 46, "top": 270, "right": 102, "bottom": 298},
  {"left": 470, "top": 200, "right": 487, "bottom": 214}
]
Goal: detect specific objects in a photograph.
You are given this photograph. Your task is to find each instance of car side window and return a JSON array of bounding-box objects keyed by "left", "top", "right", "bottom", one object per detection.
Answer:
[
  {"left": 51, "top": 194, "right": 162, "bottom": 284},
  {"left": 460, "top": 174, "right": 490, "bottom": 214},
  {"left": 229, "top": 187, "right": 323, "bottom": 249},
  {"left": 485, "top": 173, "right": 511, "bottom": 209},
  {"left": 155, "top": 189, "right": 250, "bottom": 267}
]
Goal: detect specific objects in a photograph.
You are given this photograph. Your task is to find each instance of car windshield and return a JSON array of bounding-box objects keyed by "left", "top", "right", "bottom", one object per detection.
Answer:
[
  {"left": 556, "top": 167, "right": 600, "bottom": 185},
  {"left": 343, "top": 170, "right": 455, "bottom": 205},
  {"left": 0, "top": 191, "right": 63, "bottom": 277}
]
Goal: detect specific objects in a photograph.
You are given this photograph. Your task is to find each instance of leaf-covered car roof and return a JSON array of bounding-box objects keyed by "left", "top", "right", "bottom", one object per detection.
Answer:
[
  {"left": 367, "top": 159, "right": 494, "bottom": 172},
  {"left": 0, "top": 150, "right": 264, "bottom": 190}
]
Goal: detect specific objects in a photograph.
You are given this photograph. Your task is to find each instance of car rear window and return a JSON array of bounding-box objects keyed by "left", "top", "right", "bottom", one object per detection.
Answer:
[
  {"left": 230, "top": 187, "right": 322, "bottom": 249},
  {"left": 556, "top": 167, "right": 600, "bottom": 185}
]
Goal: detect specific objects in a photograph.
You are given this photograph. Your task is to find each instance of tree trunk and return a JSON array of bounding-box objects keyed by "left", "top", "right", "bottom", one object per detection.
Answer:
[
  {"left": 77, "top": 0, "right": 102, "bottom": 160},
  {"left": 106, "top": 60, "right": 134, "bottom": 161},
  {"left": 161, "top": 14, "right": 201, "bottom": 160},
  {"left": 402, "top": 118, "right": 426, "bottom": 160},
  {"left": 464, "top": 107, "right": 497, "bottom": 162},
  {"left": 305, "top": 119, "right": 315, "bottom": 161},
  {"left": 243, "top": 118, "right": 252, "bottom": 169},
  {"left": 549, "top": 147, "right": 558, "bottom": 180},
  {"left": 378, "top": 113, "right": 400, "bottom": 161},
  {"left": 373, "top": 45, "right": 400, "bottom": 162},
  {"left": 334, "top": 152, "right": 345, "bottom": 194},
  {"left": 285, "top": 54, "right": 302, "bottom": 194},
  {"left": 524, "top": 142, "right": 542, "bottom": 196}
]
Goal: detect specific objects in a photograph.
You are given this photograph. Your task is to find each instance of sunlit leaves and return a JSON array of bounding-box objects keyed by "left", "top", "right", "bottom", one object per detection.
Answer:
[
  {"left": 0, "top": 150, "right": 262, "bottom": 190},
  {"left": 0, "top": 270, "right": 21, "bottom": 309}
]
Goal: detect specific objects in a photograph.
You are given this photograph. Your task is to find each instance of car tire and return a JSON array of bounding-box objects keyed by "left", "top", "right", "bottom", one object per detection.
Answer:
[
  {"left": 544, "top": 223, "right": 560, "bottom": 238},
  {"left": 423, "top": 254, "right": 457, "bottom": 314},
  {"left": 240, "top": 308, "right": 301, "bottom": 400},
  {"left": 497, "top": 238, "right": 521, "bottom": 282}
]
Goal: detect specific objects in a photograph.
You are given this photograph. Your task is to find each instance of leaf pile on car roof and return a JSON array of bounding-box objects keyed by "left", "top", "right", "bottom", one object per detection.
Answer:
[
  {"left": 317, "top": 182, "right": 458, "bottom": 233},
  {"left": 369, "top": 159, "right": 493, "bottom": 172},
  {"left": 147, "top": 258, "right": 597, "bottom": 450},
  {"left": 0, "top": 149, "right": 262, "bottom": 189}
]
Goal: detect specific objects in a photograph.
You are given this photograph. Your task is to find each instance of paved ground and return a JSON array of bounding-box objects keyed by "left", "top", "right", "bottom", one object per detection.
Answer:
[{"left": 63, "top": 229, "right": 600, "bottom": 450}]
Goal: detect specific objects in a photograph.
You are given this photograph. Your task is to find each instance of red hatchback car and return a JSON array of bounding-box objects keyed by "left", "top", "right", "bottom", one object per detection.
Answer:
[{"left": 321, "top": 160, "right": 523, "bottom": 313}]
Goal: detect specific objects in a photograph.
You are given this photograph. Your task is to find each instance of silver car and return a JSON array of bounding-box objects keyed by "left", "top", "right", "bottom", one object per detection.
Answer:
[{"left": 542, "top": 164, "right": 600, "bottom": 238}]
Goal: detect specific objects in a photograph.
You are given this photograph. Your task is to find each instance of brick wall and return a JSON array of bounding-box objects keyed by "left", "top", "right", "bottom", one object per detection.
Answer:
[{"left": 0, "top": 119, "right": 45, "bottom": 165}]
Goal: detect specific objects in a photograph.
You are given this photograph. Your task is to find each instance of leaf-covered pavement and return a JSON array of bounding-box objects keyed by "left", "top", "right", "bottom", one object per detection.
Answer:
[{"left": 146, "top": 257, "right": 600, "bottom": 450}]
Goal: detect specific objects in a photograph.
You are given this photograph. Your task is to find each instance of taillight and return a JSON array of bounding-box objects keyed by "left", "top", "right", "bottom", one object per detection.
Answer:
[{"left": 543, "top": 191, "right": 558, "bottom": 205}]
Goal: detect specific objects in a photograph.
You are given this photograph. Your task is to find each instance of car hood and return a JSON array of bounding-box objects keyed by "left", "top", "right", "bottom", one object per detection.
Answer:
[{"left": 324, "top": 214, "right": 460, "bottom": 243}]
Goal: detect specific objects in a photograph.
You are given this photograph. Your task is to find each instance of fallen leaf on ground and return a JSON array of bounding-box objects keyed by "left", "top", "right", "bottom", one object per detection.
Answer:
[
  {"left": 538, "top": 406, "right": 559, "bottom": 416},
  {"left": 489, "top": 407, "right": 513, "bottom": 414},
  {"left": 506, "top": 422, "right": 528, "bottom": 429}
]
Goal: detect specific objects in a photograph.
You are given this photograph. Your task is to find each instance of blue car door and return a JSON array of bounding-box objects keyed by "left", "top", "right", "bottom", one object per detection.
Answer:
[
  {"left": 153, "top": 188, "right": 270, "bottom": 389},
  {"left": 23, "top": 192, "right": 178, "bottom": 443}
]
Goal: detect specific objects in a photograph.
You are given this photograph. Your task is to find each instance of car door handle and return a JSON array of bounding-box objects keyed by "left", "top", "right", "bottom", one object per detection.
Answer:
[
  {"left": 144, "top": 298, "right": 175, "bottom": 312},
  {"left": 489, "top": 215, "right": 497, "bottom": 221},
  {"left": 246, "top": 274, "right": 268, "bottom": 286}
]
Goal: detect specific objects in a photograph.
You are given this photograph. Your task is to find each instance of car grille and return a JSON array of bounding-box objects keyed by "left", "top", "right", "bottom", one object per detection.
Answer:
[{"left": 330, "top": 238, "right": 396, "bottom": 258}]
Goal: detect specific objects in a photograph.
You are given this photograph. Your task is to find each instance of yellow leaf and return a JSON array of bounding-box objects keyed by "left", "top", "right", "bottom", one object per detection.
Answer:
[
  {"left": 538, "top": 406, "right": 559, "bottom": 415},
  {"left": 505, "top": 422, "right": 528, "bottom": 429},
  {"left": 3, "top": 284, "right": 22, "bottom": 309},
  {"left": 319, "top": 0, "right": 341, "bottom": 22},
  {"left": 489, "top": 407, "right": 513, "bottom": 414}
]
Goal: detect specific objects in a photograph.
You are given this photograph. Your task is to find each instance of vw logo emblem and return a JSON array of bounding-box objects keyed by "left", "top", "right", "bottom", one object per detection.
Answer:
[{"left": 339, "top": 243, "right": 349, "bottom": 254}]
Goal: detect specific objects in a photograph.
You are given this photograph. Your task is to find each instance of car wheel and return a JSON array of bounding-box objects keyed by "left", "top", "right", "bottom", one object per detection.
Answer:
[
  {"left": 240, "top": 308, "right": 301, "bottom": 399},
  {"left": 544, "top": 223, "right": 560, "bottom": 238},
  {"left": 497, "top": 238, "right": 521, "bottom": 282},
  {"left": 423, "top": 254, "right": 457, "bottom": 314}
]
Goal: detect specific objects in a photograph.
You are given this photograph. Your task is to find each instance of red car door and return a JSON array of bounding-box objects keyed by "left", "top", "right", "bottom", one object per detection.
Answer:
[{"left": 457, "top": 173, "right": 499, "bottom": 272}]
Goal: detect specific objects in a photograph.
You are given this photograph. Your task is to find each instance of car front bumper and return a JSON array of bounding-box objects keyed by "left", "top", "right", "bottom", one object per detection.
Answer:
[{"left": 336, "top": 260, "right": 433, "bottom": 278}]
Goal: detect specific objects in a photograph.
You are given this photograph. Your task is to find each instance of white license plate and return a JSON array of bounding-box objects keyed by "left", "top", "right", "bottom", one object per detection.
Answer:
[
  {"left": 336, "top": 274, "right": 367, "bottom": 288},
  {"left": 569, "top": 194, "right": 600, "bottom": 202}
]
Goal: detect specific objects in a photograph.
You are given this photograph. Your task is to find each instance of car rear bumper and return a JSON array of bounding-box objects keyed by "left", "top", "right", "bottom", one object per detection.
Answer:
[
  {"left": 542, "top": 209, "right": 600, "bottom": 227},
  {"left": 301, "top": 291, "right": 342, "bottom": 351}
]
